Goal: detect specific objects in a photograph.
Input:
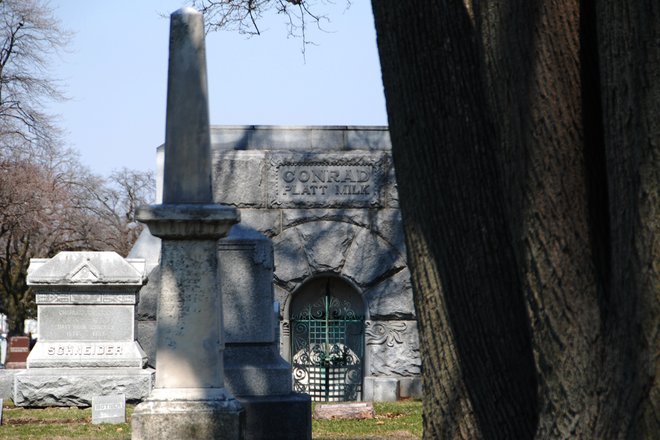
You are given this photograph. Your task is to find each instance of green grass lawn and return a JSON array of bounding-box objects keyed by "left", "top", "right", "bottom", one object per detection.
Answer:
[
  {"left": 0, "top": 401, "right": 133, "bottom": 439},
  {"left": 0, "top": 399, "right": 422, "bottom": 439},
  {"left": 313, "top": 400, "right": 422, "bottom": 439}
]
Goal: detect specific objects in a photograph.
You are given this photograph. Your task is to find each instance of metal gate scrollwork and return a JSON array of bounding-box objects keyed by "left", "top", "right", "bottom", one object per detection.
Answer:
[{"left": 290, "top": 279, "right": 364, "bottom": 402}]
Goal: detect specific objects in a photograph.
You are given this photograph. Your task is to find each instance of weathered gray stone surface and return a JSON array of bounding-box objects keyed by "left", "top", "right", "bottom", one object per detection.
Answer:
[
  {"left": 371, "top": 208, "right": 406, "bottom": 252},
  {"left": 273, "top": 228, "right": 312, "bottom": 286},
  {"left": 136, "top": 321, "right": 156, "bottom": 369},
  {"left": 0, "top": 370, "right": 19, "bottom": 399},
  {"left": 210, "top": 125, "right": 390, "bottom": 152},
  {"left": 273, "top": 221, "right": 406, "bottom": 291},
  {"left": 136, "top": 268, "right": 159, "bottom": 321},
  {"left": 399, "top": 376, "right": 423, "bottom": 399},
  {"left": 364, "top": 269, "right": 415, "bottom": 320},
  {"left": 127, "top": 229, "right": 161, "bottom": 273},
  {"left": 297, "top": 221, "right": 357, "bottom": 272},
  {"left": 342, "top": 228, "right": 405, "bottom": 285},
  {"left": 135, "top": 266, "right": 160, "bottom": 368},
  {"left": 212, "top": 150, "right": 267, "bottom": 207},
  {"left": 14, "top": 368, "right": 154, "bottom": 406},
  {"left": 40, "top": 306, "right": 134, "bottom": 341},
  {"left": 131, "top": 399, "right": 243, "bottom": 440},
  {"left": 219, "top": 227, "right": 275, "bottom": 344},
  {"left": 92, "top": 394, "right": 126, "bottom": 424},
  {"left": 224, "top": 345, "right": 291, "bottom": 396},
  {"left": 365, "top": 320, "right": 421, "bottom": 377},
  {"left": 281, "top": 208, "right": 371, "bottom": 231},
  {"left": 234, "top": 208, "right": 280, "bottom": 237},
  {"left": 153, "top": 239, "right": 228, "bottom": 389},
  {"left": 27, "top": 252, "right": 145, "bottom": 286},
  {"left": 161, "top": 5, "right": 212, "bottom": 204},
  {"left": 363, "top": 376, "right": 400, "bottom": 402},
  {"left": 135, "top": 204, "right": 238, "bottom": 238}
]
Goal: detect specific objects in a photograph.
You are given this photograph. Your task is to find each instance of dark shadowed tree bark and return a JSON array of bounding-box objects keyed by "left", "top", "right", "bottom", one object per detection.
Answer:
[{"left": 371, "top": 1, "right": 658, "bottom": 439}]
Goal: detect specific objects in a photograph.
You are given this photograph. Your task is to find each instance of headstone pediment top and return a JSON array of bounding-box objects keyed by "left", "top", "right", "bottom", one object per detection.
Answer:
[{"left": 26, "top": 252, "right": 145, "bottom": 285}]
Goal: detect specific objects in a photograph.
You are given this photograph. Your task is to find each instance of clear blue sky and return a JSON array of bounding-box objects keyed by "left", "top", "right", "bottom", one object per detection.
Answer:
[{"left": 48, "top": 1, "right": 387, "bottom": 177}]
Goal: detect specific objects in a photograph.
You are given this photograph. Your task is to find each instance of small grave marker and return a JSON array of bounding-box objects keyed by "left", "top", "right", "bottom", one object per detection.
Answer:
[
  {"left": 0, "top": 398, "right": 3, "bottom": 425},
  {"left": 92, "top": 394, "right": 126, "bottom": 424},
  {"left": 5, "top": 336, "right": 30, "bottom": 369},
  {"left": 313, "top": 402, "right": 375, "bottom": 420}
]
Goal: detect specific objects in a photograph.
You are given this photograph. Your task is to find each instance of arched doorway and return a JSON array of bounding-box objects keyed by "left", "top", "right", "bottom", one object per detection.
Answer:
[{"left": 289, "top": 276, "right": 365, "bottom": 402}]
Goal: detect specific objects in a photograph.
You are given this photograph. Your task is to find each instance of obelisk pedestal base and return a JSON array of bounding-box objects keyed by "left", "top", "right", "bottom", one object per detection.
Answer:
[{"left": 131, "top": 398, "right": 244, "bottom": 440}]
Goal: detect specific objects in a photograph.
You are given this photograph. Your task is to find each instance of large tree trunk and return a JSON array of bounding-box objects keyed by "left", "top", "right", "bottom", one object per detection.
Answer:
[
  {"left": 371, "top": 1, "right": 658, "bottom": 439},
  {"left": 594, "top": 1, "right": 660, "bottom": 437},
  {"left": 372, "top": 2, "right": 538, "bottom": 438}
]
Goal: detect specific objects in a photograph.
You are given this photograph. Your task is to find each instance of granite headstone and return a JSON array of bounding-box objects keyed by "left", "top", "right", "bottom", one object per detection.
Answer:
[
  {"left": 5, "top": 336, "right": 30, "bottom": 369},
  {"left": 13, "top": 252, "right": 153, "bottom": 407}
]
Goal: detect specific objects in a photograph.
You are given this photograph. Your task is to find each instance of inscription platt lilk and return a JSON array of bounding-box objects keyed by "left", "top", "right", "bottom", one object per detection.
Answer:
[
  {"left": 279, "top": 165, "right": 373, "bottom": 198},
  {"left": 274, "top": 162, "right": 382, "bottom": 207}
]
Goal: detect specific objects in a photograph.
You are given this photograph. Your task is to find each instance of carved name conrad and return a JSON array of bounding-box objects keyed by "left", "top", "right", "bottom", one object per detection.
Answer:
[
  {"left": 46, "top": 344, "right": 124, "bottom": 356},
  {"left": 279, "top": 165, "right": 373, "bottom": 198}
]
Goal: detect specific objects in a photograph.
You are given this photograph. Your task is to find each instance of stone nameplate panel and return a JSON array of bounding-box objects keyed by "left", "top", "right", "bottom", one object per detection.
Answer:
[
  {"left": 26, "top": 341, "right": 147, "bottom": 368},
  {"left": 92, "top": 394, "right": 126, "bottom": 424},
  {"left": 269, "top": 154, "right": 389, "bottom": 208},
  {"left": 39, "top": 305, "right": 133, "bottom": 341}
]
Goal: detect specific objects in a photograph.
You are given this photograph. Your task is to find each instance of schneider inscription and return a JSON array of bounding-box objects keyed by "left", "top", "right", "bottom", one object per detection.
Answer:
[{"left": 46, "top": 343, "right": 125, "bottom": 356}]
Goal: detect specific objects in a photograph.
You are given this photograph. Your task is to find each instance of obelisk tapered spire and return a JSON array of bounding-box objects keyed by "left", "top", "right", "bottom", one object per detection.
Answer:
[{"left": 163, "top": 7, "right": 212, "bottom": 204}]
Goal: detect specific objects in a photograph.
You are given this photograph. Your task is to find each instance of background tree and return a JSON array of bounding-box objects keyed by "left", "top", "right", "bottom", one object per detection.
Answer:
[
  {"left": 0, "top": 0, "right": 70, "bottom": 157},
  {"left": 0, "top": 0, "right": 156, "bottom": 335},
  {"left": 0, "top": 155, "right": 85, "bottom": 334},
  {"left": 0, "top": 153, "right": 155, "bottom": 335},
  {"left": 199, "top": 1, "right": 658, "bottom": 438},
  {"left": 70, "top": 168, "right": 156, "bottom": 257}
]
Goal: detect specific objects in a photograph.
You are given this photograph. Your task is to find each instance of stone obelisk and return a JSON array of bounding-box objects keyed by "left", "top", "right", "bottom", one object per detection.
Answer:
[{"left": 131, "top": 7, "right": 243, "bottom": 439}]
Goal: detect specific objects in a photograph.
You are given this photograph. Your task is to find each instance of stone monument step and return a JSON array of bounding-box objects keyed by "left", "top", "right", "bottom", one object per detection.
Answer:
[{"left": 13, "top": 368, "right": 154, "bottom": 407}]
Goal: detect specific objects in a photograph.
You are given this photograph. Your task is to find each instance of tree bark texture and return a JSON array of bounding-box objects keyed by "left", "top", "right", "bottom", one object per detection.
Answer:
[
  {"left": 594, "top": 1, "right": 660, "bottom": 437},
  {"left": 371, "top": 1, "right": 658, "bottom": 439},
  {"left": 372, "top": 2, "right": 538, "bottom": 439}
]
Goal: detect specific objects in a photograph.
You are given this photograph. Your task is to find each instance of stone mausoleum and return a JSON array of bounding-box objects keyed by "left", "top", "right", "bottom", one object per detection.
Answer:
[{"left": 133, "top": 125, "right": 422, "bottom": 402}]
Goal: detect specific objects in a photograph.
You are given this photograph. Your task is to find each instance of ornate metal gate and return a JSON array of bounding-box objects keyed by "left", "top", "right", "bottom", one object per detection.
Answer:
[{"left": 290, "top": 279, "right": 364, "bottom": 402}]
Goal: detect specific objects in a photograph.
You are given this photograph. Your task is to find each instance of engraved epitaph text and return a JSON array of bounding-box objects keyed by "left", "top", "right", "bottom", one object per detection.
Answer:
[{"left": 277, "top": 163, "right": 376, "bottom": 205}]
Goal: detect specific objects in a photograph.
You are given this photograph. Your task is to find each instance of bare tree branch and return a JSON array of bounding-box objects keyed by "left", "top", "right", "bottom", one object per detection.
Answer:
[
  {"left": 190, "top": 0, "right": 350, "bottom": 59},
  {"left": 0, "top": 0, "right": 71, "bottom": 158}
]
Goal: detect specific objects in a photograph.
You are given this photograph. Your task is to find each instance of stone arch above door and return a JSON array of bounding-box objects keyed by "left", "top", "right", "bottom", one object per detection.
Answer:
[{"left": 272, "top": 220, "right": 407, "bottom": 302}]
